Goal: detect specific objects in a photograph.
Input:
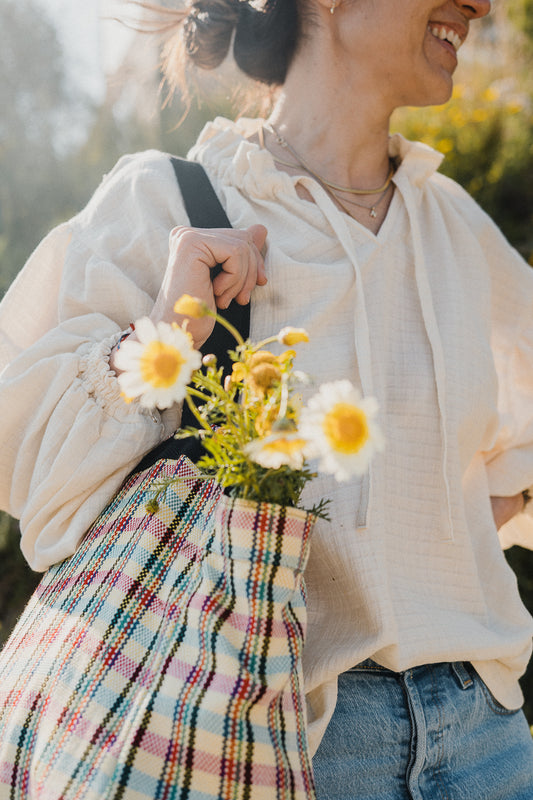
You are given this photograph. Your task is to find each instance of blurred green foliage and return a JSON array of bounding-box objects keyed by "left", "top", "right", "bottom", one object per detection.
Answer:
[
  {"left": 392, "top": 80, "right": 533, "bottom": 261},
  {"left": 1, "top": 0, "right": 533, "bottom": 724}
]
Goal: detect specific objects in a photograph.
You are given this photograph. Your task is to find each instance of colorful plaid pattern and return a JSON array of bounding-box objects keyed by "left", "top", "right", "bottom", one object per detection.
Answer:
[{"left": 0, "top": 456, "right": 316, "bottom": 799}]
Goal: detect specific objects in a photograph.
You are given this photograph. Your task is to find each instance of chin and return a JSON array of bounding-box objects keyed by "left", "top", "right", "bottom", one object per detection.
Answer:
[
  {"left": 402, "top": 78, "right": 454, "bottom": 109},
  {"left": 430, "top": 80, "right": 454, "bottom": 105}
]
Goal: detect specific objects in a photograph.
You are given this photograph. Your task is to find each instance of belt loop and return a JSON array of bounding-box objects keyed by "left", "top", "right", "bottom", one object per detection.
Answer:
[{"left": 451, "top": 661, "right": 474, "bottom": 690}]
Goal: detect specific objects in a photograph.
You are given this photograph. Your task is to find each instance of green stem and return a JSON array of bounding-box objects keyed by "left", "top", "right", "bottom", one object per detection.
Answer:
[
  {"left": 208, "top": 310, "right": 245, "bottom": 348},
  {"left": 187, "top": 386, "right": 212, "bottom": 402},
  {"left": 184, "top": 392, "right": 212, "bottom": 432},
  {"left": 252, "top": 335, "right": 278, "bottom": 351}
]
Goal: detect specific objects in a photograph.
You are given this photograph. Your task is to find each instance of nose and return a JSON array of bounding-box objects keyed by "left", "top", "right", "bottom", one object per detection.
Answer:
[{"left": 455, "top": 0, "right": 491, "bottom": 19}]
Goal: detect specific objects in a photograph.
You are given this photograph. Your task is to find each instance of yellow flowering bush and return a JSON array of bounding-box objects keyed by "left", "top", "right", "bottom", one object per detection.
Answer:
[{"left": 392, "top": 75, "right": 533, "bottom": 260}]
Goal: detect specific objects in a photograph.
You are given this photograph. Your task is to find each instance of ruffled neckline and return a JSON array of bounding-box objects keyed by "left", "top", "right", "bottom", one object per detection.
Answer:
[{"left": 187, "top": 116, "right": 444, "bottom": 198}]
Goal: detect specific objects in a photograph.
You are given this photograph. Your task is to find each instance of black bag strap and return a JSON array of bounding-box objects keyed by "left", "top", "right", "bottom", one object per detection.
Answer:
[
  {"left": 170, "top": 158, "right": 251, "bottom": 381},
  {"left": 133, "top": 157, "right": 251, "bottom": 472}
]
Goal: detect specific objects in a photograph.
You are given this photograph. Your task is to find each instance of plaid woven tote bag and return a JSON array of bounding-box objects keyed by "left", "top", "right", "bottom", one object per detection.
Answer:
[{"left": 0, "top": 456, "right": 316, "bottom": 799}]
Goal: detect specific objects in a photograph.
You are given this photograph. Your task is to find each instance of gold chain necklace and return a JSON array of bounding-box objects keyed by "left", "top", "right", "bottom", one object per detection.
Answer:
[
  {"left": 266, "top": 124, "right": 395, "bottom": 196},
  {"left": 331, "top": 183, "right": 393, "bottom": 218},
  {"left": 263, "top": 125, "right": 395, "bottom": 219}
]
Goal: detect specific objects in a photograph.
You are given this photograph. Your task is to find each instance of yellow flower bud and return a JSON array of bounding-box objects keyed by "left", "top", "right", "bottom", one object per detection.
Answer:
[
  {"left": 278, "top": 349, "right": 296, "bottom": 364},
  {"left": 277, "top": 327, "right": 309, "bottom": 345},
  {"left": 174, "top": 294, "right": 209, "bottom": 318},
  {"left": 145, "top": 499, "right": 160, "bottom": 514}
]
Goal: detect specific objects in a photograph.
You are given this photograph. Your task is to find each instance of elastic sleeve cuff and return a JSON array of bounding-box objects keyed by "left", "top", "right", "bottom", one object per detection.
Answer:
[{"left": 79, "top": 332, "right": 161, "bottom": 422}]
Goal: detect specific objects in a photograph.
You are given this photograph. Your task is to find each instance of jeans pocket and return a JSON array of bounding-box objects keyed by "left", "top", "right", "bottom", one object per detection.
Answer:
[{"left": 474, "top": 670, "right": 523, "bottom": 716}]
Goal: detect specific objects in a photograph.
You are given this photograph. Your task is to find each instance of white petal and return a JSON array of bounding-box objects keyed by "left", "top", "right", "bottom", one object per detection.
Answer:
[
  {"left": 113, "top": 341, "right": 144, "bottom": 371},
  {"left": 117, "top": 372, "right": 145, "bottom": 397},
  {"left": 134, "top": 316, "right": 158, "bottom": 344}
]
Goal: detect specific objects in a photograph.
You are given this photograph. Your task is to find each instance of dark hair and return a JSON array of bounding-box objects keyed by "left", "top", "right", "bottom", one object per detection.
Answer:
[
  {"left": 125, "top": 0, "right": 303, "bottom": 88},
  {"left": 184, "top": 0, "right": 300, "bottom": 85}
]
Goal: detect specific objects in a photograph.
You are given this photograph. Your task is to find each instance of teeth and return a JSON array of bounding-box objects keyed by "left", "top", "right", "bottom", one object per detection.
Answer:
[{"left": 428, "top": 25, "right": 463, "bottom": 52}]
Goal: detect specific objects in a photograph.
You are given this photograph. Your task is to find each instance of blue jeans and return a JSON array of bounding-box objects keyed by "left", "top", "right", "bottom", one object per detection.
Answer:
[{"left": 312, "top": 660, "right": 533, "bottom": 799}]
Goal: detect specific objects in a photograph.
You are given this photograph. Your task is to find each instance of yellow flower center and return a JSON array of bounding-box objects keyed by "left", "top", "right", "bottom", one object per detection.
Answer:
[
  {"left": 140, "top": 342, "right": 185, "bottom": 388},
  {"left": 322, "top": 402, "right": 369, "bottom": 454},
  {"left": 249, "top": 363, "right": 281, "bottom": 391},
  {"left": 248, "top": 351, "right": 277, "bottom": 369},
  {"left": 246, "top": 353, "right": 282, "bottom": 395}
]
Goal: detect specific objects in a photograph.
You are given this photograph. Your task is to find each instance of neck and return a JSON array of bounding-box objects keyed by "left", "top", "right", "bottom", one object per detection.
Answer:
[{"left": 267, "top": 28, "right": 395, "bottom": 190}]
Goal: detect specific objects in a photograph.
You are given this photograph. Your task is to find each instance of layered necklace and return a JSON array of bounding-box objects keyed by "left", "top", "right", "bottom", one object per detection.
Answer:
[{"left": 263, "top": 123, "right": 395, "bottom": 219}]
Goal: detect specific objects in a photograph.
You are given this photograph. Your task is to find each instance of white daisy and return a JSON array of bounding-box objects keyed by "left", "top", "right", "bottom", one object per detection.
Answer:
[
  {"left": 115, "top": 317, "right": 202, "bottom": 410},
  {"left": 245, "top": 432, "right": 309, "bottom": 471},
  {"left": 299, "top": 380, "right": 384, "bottom": 481}
]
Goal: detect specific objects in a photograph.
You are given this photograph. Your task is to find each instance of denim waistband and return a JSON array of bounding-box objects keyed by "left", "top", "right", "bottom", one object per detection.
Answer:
[{"left": 348, "top": 658, "right": 475, "bottom": 690}]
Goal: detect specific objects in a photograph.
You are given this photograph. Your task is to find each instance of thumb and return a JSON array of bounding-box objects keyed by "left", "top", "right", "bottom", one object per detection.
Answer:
[
  {"left": 248, "top": 224, "right": 268, "bottom": 287},
  {"left": 248, "top": 224, "right": 268, "bottom": 254}
]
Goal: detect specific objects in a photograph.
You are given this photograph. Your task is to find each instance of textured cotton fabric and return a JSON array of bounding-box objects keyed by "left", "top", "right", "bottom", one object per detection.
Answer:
[{"left": 0, "top": 117, "right": 532, "bottom": 755}]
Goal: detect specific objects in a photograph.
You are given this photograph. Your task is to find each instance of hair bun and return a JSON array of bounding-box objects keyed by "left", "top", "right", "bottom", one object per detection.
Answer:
[
  {"left": 234, "top": 0, "right": 299, "bottom": 85},
  {"left": 183, "top": 0, "right": 299, "bottom": 85},
  {"left": 183, "top": 0, "right": 240, "bottom": 70}
]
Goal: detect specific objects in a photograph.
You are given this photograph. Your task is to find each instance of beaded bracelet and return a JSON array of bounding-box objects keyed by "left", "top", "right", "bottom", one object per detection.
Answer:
[{"left": 116, "top": 323, "right": 135, "bottom": 350}]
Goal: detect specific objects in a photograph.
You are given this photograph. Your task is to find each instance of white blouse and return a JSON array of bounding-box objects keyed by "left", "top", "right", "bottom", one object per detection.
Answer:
[{"left": 1, "top": 117, "right": 532, "bottom": 755}]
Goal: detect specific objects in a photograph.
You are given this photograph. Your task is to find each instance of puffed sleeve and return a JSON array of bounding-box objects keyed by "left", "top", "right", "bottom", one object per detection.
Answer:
[
  {"left": 481, "top": 220, "right": 533, "bottom": 549},
  {"left": 0, "top": 150, "right": 189, "bottom": 571}
]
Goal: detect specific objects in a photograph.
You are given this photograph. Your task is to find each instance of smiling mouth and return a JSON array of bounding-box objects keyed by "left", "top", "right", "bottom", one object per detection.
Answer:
[{"left": 428, "top": 24, "right": 464, "bottom": 52}]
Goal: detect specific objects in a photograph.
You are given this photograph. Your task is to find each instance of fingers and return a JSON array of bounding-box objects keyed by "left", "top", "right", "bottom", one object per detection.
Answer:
[
  {"left": 212, "top": 225, "right": 267, "bottom": 308},
  {"left": 250, "top": 224, "right": 268, "bottom": 287},
  {"left": 152, "top": 225, "right": 268, "bottom": 347},
  {"left": 177, "top": 224, "right": 267, "bottom": 309},
  {"left": 249, "top": 224, "right": 268, "bottom": 261}
]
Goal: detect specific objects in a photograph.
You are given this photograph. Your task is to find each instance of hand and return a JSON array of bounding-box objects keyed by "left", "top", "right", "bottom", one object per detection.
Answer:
[
  {"left": 490, "top": 493, "right": 526, "bottom": 530},
  {"left": 150, "top": 224, "right": 268, "bottom": 348}
]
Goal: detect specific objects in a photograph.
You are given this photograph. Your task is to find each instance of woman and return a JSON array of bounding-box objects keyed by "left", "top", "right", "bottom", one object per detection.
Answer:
[{"left": 0, "top": 0, "right": 532, "bottom": 796}]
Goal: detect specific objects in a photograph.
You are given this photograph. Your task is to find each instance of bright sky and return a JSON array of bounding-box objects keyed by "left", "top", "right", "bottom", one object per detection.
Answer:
[{"left": 34, "top": 0, "right": 136, "bottom": 101}]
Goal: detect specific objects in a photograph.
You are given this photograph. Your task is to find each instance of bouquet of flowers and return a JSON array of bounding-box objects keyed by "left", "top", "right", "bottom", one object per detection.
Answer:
[{"left": 115, "top": 294, "right": 384, "bottom": 513}]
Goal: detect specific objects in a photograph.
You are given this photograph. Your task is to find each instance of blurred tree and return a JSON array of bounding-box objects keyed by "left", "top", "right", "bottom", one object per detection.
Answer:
[
  {"left": 0, "top": 0, "right": 89, "bottom": 642},
  {"left": 0, "top": 1, "right": 238, "bottom": 646},
  {"left": 508, "top": 0, "right": 533, "bottom": 46},
  {"left": 0, "top": 0, "right": 92, "bottom": 294}
]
